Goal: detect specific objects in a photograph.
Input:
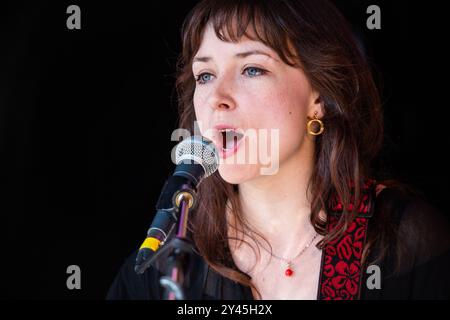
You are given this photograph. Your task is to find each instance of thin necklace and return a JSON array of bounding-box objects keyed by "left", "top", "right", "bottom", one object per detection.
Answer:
[{"left": 260, "top": 233, "right": 319, "bottom": 277}]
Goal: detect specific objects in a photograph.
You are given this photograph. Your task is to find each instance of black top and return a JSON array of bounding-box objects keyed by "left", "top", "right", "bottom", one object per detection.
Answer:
[{"left": 106, "top": 187, "right": 450, "bottom": 300}]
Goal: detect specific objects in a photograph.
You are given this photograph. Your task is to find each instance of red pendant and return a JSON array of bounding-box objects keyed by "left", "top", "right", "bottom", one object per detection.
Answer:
[{"left": 285, "top": 268, "right": 293, "bottom": 277}]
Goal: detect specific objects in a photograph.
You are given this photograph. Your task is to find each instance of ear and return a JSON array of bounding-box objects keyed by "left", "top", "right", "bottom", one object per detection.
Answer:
[{"left": 308, "top": 90, "right": 325, "bottom": 118}]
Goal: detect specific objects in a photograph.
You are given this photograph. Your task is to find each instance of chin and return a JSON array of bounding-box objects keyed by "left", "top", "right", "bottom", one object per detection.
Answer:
[{"left": 218, "top": 164, "right": 260, "bottom": 185}]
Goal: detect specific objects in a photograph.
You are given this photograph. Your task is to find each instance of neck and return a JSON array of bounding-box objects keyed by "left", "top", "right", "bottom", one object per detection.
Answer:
[{"left": 237, "top": 144, "right": 317, "bottom": 250}]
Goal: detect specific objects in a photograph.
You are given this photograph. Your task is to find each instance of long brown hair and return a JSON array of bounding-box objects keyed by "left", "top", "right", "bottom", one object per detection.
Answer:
[{"left": 175, "top": 0, "right": 386, "bottom": 297}]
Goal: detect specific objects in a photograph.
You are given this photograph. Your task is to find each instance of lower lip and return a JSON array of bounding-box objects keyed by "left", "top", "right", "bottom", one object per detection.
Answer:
[{"left": 220, "top": 137, "right": 244, "bottom": 159}]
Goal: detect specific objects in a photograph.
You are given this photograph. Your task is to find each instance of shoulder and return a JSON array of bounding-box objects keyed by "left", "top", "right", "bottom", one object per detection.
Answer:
[
  {"left": 106, "top": 246, "right": 210, "bottom": 300},
  {"left": 371, "top": 183, "right": 450, "bottom": 271},
  {"left": 362, "top": 183, "right": 450, "bottom": 299}
]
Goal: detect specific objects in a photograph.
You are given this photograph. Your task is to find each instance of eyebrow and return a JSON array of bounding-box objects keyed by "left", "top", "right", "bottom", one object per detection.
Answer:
[{"left": 193, "top": 50, "right": 277, "bottom": 63}]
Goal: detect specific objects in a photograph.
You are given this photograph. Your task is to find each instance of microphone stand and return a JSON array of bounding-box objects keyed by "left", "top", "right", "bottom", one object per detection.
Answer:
[{"left": 158, "top": 187, "right": 196, "bottom": 300}]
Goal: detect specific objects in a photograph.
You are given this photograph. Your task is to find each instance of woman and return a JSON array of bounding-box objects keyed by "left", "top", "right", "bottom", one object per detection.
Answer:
[{"left": 107, "top": 0, "right": 450, "bottom": 300}]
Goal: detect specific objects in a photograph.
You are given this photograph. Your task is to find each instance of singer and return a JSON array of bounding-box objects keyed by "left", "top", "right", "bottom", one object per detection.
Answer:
[{"left": 107, "top": 0, "right": 450, "bottom": 300}]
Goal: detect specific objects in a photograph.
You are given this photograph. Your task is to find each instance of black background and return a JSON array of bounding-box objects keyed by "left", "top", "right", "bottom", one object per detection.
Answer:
[{"left": 1, "top": 1, "right": 446, "bottom": 299}]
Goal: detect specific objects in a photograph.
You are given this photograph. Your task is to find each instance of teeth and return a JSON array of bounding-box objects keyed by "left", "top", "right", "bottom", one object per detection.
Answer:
[{"left": 219, "top": 129, "right": 244, "bottom": 150}]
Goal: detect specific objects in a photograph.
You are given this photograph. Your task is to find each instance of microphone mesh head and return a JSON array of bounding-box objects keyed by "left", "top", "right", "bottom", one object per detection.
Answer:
[{"left": 175, "top": 136, "right": 219, "bottom": 177}]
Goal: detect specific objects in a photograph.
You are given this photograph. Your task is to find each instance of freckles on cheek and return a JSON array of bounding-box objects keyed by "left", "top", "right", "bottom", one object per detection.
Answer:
[
  {"left": 271, "top": 90, "right": 296, "bottom": 120},
  {"left": 250, "top": 89, "right": 287, "bottom": 129},
  {"left": 281, "top": 89, "right": 308, "bottom": 121},
  {"left": 193, "top": 92, "right": 204, "bottom": 115},
  {"left": 193, "top": 92, "right": 210, "bottom": 134},
  {"left": 194, "top": 88, "right": 210, "bottom": 109}
]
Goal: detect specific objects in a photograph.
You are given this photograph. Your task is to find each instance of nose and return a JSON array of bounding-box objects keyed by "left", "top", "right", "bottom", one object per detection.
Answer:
[
  {"left": 208, "top": 77, "right": 236, "bottom": 112},
  {"left": 215, "top": 101, "right": 234, "bottom": 111}
]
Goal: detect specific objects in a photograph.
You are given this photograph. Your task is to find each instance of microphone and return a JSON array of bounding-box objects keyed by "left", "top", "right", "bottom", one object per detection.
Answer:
[{"left": 134, "top": 136, "right": 219, "bottom": 274}]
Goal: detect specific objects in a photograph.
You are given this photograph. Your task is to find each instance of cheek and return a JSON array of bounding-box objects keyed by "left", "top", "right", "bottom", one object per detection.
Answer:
[
  {"left": 193, "top": 90, "right": 202, "bottom": 117},
  {"left": 254, "top": 82, "right": 307, "bottom": 132},
  {"left": 253, "top": 81, "right": 310, "bottom": 154},
  {"left": 193, "top": 90, "right": 209, "bottom": 130}
]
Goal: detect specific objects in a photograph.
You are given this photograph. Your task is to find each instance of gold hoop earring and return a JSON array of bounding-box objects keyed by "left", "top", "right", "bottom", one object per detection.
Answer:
[{"left": 307, "top": 111, "right": 324, "bottom": 136}]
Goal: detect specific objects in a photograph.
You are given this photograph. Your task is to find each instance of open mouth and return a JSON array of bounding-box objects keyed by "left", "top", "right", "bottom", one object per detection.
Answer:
[{"left": 219, "top": 129, "right": 245, "bottom": 151}]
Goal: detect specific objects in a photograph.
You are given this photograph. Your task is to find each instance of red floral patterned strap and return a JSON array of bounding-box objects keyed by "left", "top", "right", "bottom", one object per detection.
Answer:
[{"left": 318, "top": 180, "right": 376, "bottom": 300}]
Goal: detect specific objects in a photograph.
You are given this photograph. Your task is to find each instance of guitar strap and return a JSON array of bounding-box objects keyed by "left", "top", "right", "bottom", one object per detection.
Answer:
[{"left": 317, "top": 180, "right": 376, "bottom": 300}]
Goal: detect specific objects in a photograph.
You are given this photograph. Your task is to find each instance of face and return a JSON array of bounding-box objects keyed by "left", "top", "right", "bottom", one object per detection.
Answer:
[{"left": 192, "top": 24, "right": 320, "bottom": 184}]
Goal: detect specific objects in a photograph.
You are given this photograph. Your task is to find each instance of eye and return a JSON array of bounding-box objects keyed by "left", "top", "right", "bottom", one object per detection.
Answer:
[
  {"left": 243, "top": 66, "right": 267, "bottom": 77},
  {"left": 195, "top": 72, "right": 214, "bottom": 85}
]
